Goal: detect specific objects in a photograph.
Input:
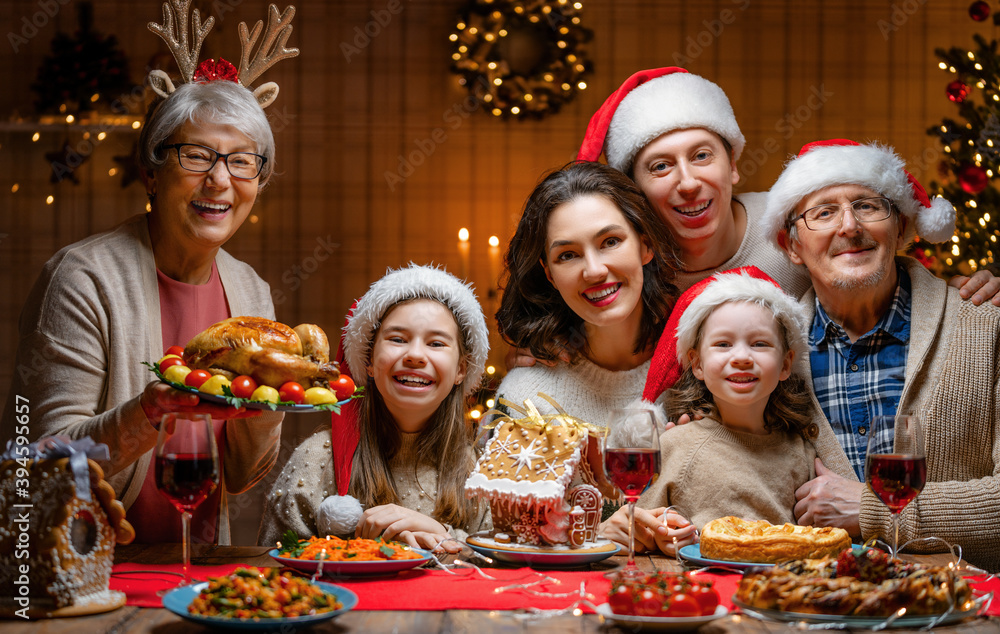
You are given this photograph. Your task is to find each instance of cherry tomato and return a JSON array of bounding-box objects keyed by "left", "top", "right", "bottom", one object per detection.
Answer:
[
  {"left": 185, "top": 369, "right": 212, "bottom": 389},
  {"left": 230, "top": 375, "right": 258, "bottom": 399},
  {"left": 690, "top": 582, "right": 720, "bottom": 616},
  {"left": 331, "top": 375, "right": 356, "bottom": 401},
  {"left": 278, "top": 381, "right": 306, "bottom": 404},
  {"left": 159, "top": 356, "right": 185, "bottom": 373},
  {"left": 664, "top": 593, "right": 702, "bottom": 618},
  {"left": 165, "top": 345, "right": 185, "bottom": 357},
  {"left": 608, "top": 584, "right": 634, "bottom": 615},
  {"left": 633, "top": 589, "right": 662, "bottom": 617}
]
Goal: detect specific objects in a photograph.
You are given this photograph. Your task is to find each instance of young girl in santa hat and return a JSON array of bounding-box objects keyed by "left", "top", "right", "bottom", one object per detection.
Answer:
[
  {"left": 603, "top": 268, "right": 819, "bottom": 555},
  {"left": 258, "top": 265, "right": 490, "bottom": 552}
]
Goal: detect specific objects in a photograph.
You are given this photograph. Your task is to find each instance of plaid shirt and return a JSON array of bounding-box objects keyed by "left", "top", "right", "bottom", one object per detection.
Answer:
[{"left": 809, "top": 266, "right": 911, "bottom": 480}]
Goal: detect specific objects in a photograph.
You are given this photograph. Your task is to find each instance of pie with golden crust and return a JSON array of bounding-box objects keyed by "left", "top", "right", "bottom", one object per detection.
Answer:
[{"left": 700, "top": 516, "right": 851, "bottom": 564}]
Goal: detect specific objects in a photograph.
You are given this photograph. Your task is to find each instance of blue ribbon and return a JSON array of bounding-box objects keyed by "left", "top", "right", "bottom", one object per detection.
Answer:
[{"left": 3, "top": 436, "right": 109, "bottom": 502}]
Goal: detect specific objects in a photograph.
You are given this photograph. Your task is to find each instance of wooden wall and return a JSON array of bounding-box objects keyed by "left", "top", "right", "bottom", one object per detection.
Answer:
[{"left": 0, "top": 0, "right": 992, "bottom": 544}]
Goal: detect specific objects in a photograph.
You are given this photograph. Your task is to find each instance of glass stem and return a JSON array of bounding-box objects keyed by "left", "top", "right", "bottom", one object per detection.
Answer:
[
  {"left": 181, "top": 510, "right": 192, "bottom": 584},
  {"left": 891, "top": 512, "right": 900, "bottom": 559},
  {"left": 626, "top": 500, "right": 637, "bottom": 571}
]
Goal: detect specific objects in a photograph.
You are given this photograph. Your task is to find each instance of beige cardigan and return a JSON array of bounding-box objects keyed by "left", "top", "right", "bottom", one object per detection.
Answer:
[
  {"left": 2, "top": 214, "right": 283, "bottom": 544},
  {"left": 808, "top": 257, "right": 1000, "bottom": 572}
]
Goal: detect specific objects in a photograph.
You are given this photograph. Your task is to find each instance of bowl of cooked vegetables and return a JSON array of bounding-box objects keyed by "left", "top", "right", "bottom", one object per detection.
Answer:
[
  {"left": 161, "top": 566, "right": 357, "bottom": 630},
  {"left": 270, "top": 533, "right": 433, "bottom": 577}
]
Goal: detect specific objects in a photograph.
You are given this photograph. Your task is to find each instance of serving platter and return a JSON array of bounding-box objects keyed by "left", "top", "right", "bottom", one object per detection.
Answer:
[
  {"left": 465, "top": 536, "right": 620, "bottom": 567},
  {"left": 269, "top": 547, "right": 433, "bottom": 577},
  {"left": 732, "top": 596, "right": 987, "bottom": 629},
  {"left": 678, "top": 544, "right": 775, "bottom": 571},
  {"left": 161, "top": 580, "right": 357, "bottom": 631},
  {"left": 596, "top": 603, "right": 728, "bottom": 631}
]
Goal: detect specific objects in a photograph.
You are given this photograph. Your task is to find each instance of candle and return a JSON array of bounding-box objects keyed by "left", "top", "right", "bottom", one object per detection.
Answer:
[
  {"left": 487, "top": 235, "right": 500, "bottom": 298},
  {"left": 458, "top": 227, "right": 470, "bottom": 280}
]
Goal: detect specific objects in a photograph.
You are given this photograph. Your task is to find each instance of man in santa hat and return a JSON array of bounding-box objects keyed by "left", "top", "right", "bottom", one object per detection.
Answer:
[{"left": 764, "top": 139, "right": 1000, "bottom": 573}]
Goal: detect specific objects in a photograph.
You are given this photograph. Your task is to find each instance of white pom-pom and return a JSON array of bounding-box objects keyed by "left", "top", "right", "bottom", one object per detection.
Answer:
[
  {"left": 317, "top": 495, "right": 363, "bottom": 536},
  {"left": 916, "top": 197, "right": 957, "bottom": 244},
  {"left": 624, "top": 397, "right": 668, "bottom": 430},
  {"left": 609, "top": 398, "right": 668, "bottom": 447}
]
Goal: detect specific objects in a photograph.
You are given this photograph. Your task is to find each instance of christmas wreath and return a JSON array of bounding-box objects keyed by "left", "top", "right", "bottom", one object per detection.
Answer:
[{"left": 450, "top": 0, "right": 593, "bottom": 119}]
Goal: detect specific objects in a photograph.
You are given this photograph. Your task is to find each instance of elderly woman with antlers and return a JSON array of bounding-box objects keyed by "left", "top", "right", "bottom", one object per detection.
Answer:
[{"left": 1, "top": 2, "right": 299, "bottom": 545}]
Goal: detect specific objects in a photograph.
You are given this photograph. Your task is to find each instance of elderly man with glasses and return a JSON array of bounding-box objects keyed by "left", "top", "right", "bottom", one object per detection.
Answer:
[{"left": 761, "top": 139, "right": 1000, "bottom": 573}]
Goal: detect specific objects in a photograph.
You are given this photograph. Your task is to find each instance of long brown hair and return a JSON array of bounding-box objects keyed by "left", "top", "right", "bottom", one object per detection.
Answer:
[
  {"left": 497, "top": 161, "right": 680, "bottom": 361},
  {"left": 347, "top": 299, "right": 481, "bottom": 529}
]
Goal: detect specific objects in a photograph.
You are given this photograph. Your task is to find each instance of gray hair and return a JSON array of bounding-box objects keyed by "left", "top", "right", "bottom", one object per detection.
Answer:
[{"left": 138, "top": 81, "right": 276, "bottom": 186}]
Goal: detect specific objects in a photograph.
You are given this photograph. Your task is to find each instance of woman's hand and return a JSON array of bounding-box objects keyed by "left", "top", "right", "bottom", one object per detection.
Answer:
[
  {"left": 600, "top": 506, "right": 698, "bottom": 556},
  {"left": 503, "top": 339, "right": 572, "bottom": 371},
  {"left": 356, "top": 503, "right": 451, "bottom": 550},
  {"left": 139, "top": 380, "right": 260, "bottom": 425}
]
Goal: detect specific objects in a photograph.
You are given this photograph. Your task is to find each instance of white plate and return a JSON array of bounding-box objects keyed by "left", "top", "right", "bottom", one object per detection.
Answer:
[
  {"left": 678, "top": 544, "right": 774, "bottom": 571},
  {"left": 161, "top": 580, "right": 357, "bottom": 631},
  {"left": 597, "top": 603, "right": 729, "bottom": 631},
  {"left": 732, "top": 596, "right": 987, "bottom": 628},
  {"left": 269, "top": 547, "right": 433, "bottom": 577},
  {"left": 465, "top": 537, "right": 620, "bottom": 567}
]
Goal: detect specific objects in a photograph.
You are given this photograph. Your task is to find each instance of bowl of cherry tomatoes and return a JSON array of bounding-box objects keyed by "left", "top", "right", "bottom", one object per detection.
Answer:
[{"left": 597, "top": 571, "right": 727, "bottom": 630}]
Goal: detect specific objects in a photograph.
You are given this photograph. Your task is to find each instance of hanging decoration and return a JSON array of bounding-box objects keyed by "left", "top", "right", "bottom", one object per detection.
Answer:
[
  {"left": 449, "top": 0, "right": 594, "bottom": 120},
  {"left": 30, "top": 2, "right": 132, "bottom": 115},
  {"left": 958, "top": 163, "right": 989, "bottom": 194},
  {"left": 968, "top": 0, "right": 990, "bottom": 22},
  {"left": 946, "top": 79, "right": 970, "bottom": 103}
]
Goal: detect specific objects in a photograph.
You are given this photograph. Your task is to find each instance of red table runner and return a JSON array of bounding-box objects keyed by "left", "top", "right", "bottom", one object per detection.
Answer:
[{"left": 111, "top": 562, "right": 998, "bottom": 615}]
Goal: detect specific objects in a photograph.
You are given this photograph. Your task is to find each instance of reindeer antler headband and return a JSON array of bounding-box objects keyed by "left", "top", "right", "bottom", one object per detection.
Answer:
[{"left": 147, "top": 0, "right": 299, "bottom": 108}]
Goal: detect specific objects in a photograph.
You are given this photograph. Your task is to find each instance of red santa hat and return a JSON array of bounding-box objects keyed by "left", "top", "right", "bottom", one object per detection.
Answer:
[
  {"left": 763, "top": 139, "right": 956, "bottom": 245},
  {"left": 320, "top": 265, "right": 488, "bottom": 535},
  {"left": 577, "top": 67, "right": 746, "bottom": 173},
  {"left": 635, "top": 266, "right": 796, "bottom": 411}
]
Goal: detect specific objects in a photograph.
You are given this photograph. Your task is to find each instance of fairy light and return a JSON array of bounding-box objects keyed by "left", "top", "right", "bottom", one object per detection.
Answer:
[
  {"left": 11, "top": 184, "right": 19, "bottom": 193},
  {"left": 65, "top": 115, "right": 75, "bottom": 123},
  {"left": 486, "top": 398, "right": 495, "bottom": 408},
  {"left": 31, "top": 132, "right": 40, "bottom": 142},
  {"left": 488, "top": 235, "right": 500, "bottom": 247},
  {"left": 470, "top": 409, "right": 482, "bottom": 419},
  {"left": 458, "top": 227, "right": 470, "bottom": 242},
  {"left": 45, "top": 195, "right": 54, "bottom": 205},
  {"left": 486, "top": 365, "right": 496, "bottom": 375}
]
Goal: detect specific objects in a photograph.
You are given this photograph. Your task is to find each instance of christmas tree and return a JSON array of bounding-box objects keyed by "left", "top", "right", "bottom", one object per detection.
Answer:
[
  {"left": 31, "top": 2, "right": 132, "bottom": 115},
  {"left": 927, "top": 19, "right": 1000, "bottom": 276}
]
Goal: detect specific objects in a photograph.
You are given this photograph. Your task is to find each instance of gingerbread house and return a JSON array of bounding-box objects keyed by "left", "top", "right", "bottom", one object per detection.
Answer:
[
  {"left": 0, "top": 438, "right": 135, "bottom": 618},
  {"left": 464, "top": 400, "right": 615, "bottom": 549}
]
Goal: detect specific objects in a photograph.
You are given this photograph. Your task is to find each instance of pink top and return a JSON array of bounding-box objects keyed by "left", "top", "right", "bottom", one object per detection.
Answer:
[{"left": 130, "top": 262, "right": 230, "bottom": 544}]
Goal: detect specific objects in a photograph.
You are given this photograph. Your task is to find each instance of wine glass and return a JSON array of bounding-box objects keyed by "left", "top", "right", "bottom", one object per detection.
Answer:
[
  {"left": 603, "top": 408, "right": 661, "bottom": 577},
  {"left": 155, "top": 413, "right": 220, "bottom": 589},
  {"left": 865, "top": 414, "right": 926, "bottom": 558}
]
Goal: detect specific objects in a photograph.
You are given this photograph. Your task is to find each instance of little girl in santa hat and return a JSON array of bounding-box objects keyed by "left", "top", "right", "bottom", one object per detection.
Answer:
[
  {"left": 603, "top": 267, "right": 820, "bottom": 555},
  {"left": 258, "top": 264, "right": 490, "bottom": 552}
]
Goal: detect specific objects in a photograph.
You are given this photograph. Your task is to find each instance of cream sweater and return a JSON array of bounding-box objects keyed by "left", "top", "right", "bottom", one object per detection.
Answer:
[
  {"left": 495, "top": 357, "right": 656, "bottom": 426},
  {"left": 674, "top": 192, "right": 811, "bottom": 297},
  {"left": 807, "top": 257, "right": 1000, "bottom": 572},
  {"left": 1, "top": 214, "right": 283, "bottom": 544},
  {"left": 257, "top": 427, "right": 489, "bottom": 546},
  {"left": 638, "top": 417, "right": 817, "bottom": 528}
]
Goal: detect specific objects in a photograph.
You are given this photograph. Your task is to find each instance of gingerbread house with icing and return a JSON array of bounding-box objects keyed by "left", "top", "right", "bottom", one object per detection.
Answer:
[
  {"left": 0, "top": 438, "right": 135, "bottom": 618},
  {"left": 464, "top": 401, "right": 615, "bottom": 549}
]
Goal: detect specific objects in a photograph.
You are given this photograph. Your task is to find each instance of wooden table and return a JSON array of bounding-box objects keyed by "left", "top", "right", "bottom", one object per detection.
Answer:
[{"left": 5, "top": 545, "right": 998, "bottom": 633}]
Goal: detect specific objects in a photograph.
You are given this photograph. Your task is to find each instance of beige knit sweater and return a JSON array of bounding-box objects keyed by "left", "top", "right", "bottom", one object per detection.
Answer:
[
  {"left": 638, "top": 417, "right": 817, "bottom": 528},
  {"left": 1, "top": 214, "right": 283, "bottom": 544},
  {"left": 807, "top": 257, "right": 1000, "bottom": 573},
  {"left": 257, "top": 427, "right": 489, "bottom": 546},
  {"left": 674, "top": 192, "right": 812, "bottom": 297}
]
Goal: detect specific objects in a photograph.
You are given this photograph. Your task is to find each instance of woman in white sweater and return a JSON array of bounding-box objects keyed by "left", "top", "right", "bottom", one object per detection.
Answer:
[{"left": 494, "top": 161, "right": 679, "bottom": 428}]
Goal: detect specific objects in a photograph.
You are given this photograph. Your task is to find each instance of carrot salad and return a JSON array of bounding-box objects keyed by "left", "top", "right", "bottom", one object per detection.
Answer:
[
  {"left": 279, "top": 535, "right": 423, "bottom": 561},
  {"left": 188, "top": 567, "right": 341, "bottom": 619}
]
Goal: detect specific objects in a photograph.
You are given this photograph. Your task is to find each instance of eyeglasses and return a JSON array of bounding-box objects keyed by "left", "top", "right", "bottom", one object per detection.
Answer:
[
  {"left": 162, "top": 143, "right": 267, "bottom": 180},
  {"left": 793, "top": 196, "right": 894, "bottom": 231}
]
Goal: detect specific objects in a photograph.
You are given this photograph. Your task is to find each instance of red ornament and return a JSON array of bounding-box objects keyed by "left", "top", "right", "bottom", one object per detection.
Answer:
[
  {"left": 946, "top": 80, "right": 970, "bottom": 103},
  {"left": 969, "top": 0, "right": 990, "bottom": 21},
  {"left": 958, "top": 163, "right": 989, "bottom": 194},
  {"left": 192, "top": 58, "right": 240, "bottom": 84}
]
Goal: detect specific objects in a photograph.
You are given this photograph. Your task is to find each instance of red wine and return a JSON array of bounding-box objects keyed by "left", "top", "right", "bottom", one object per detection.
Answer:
[
  {"left": 866, "top": 453, "right": 926, "bottom": 513},
  {"left": 605, "top": 448, "right": 660, "bottom": 501},
  {"left": 156, "top": 453, "right": 219, "bottom": 512}
]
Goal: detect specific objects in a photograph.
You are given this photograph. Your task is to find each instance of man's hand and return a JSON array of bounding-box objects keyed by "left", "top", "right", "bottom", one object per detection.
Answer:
[
  {"left": 950, "top": 269, "right": 1000, "bottom": 306},
  {"left": 600, "top": 506, "right": 698, "bottom": 555},
  {"left": 794, "top": 458, "right": 863, "bottom": 537}
]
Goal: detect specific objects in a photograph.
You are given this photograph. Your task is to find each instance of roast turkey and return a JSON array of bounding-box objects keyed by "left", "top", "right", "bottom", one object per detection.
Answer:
[{"left": 182, "top": 316, "right": 340, "bottom": 388}]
